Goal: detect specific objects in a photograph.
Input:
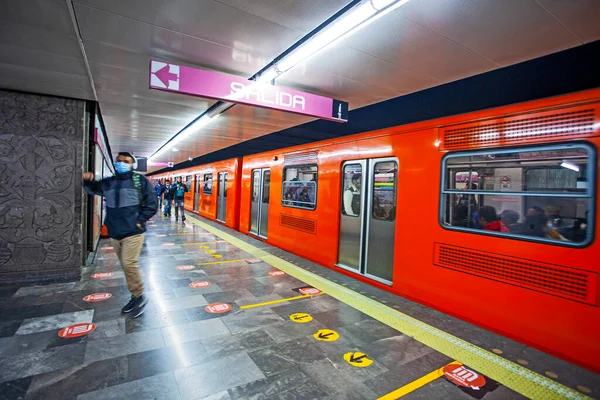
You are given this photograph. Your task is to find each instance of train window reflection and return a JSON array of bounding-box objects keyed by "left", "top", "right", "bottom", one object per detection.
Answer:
[
  {"left": 203, "top": 173, "right": 213, "bottom": 195},
  {"left": 342, "top": 164, "right": 362, "bottom": 217},
  {"left": 282, "top": 165, "right": 317, "bottom": 210},
  {"left": 441, "top": 144, "right": 594, "bottom": 246},
  {"left": 372, "top": 161, "right": 397, "bottom": 222}
]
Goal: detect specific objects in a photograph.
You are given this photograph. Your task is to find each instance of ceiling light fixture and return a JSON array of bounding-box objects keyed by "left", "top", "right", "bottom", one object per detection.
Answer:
[
  {"left": 258, "top": 0, "right": 412, "bottom": 82},
  {"left": 560, "top": 161, "right": 580, "bottom": 172},
  {"left": 148, "top": 0, "right": 410, "bottom": 162}
]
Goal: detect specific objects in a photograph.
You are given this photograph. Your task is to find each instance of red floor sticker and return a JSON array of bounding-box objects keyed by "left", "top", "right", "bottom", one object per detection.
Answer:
[
  {"left": 298, "top": 287, "right": 322, "bottom": 296},
  {"left": 245, "top": 259, "right": 262, "bottom": 264},
  {"left": 269, "top": 270, "right": 286, "bottom": 277},
  {"left": 91, "top": 272, "right": 113, "bottom": 279},
  {"left": 205, "top": 303, "right": 232, "bottom": 313},
  {"left": 58, "top": 323, "right": 96, "bottom": 338},
  {"left": 443, "top": 363, "right": 499, "bottom": 399},
  {"left": 177, "top": 265, "right": 195, "bottom": 271},
  {"left": 189, "top": 281, "right": 211, "bottom": 288},
  {"left": 83, "top": 293, "right": 112, "bottom": 302},
  {"left": 99, "top": 246, "right": 113, "bottom": 250},
  {"left": 162, "top": 243, "right": 175, "bottom": 246}
]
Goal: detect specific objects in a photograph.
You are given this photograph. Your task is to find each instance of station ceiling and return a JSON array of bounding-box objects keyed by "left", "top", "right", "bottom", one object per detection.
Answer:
[{"left": 1, "top": 0, "right": 599, "bottom": 172}]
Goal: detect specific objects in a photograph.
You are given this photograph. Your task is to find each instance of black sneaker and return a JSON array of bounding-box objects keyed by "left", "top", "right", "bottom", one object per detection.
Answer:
[
  {"left": 182, "top": 216, "right": 186, "bottom": 225},
  {"left": 132, "top": 296, "right": 148, "bottom": 318},
  {"left": 121, "top": 296, "right": 137, "bottom": 313}
]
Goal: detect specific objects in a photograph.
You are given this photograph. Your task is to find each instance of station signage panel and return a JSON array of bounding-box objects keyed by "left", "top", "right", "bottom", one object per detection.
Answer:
[{"left": 149, "top": 60, "right": 349, "bottom": 122}]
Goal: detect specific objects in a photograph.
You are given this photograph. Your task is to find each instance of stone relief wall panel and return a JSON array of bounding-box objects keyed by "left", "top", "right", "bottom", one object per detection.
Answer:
[{"left": 0, "top": 90, "right": 85, "bottom": 283}]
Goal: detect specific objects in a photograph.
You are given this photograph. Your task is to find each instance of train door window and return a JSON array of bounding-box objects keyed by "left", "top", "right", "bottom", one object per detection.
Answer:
[
  {"left": 371, "top": 161, "right": 397, "bottom": 222},
  {"left": 262, "top": 170, "right": 270, "bottom": 204},
  {"left": 203, "top": 173, "right": 213, "bottom": 195},
  {"left": 282, "top": 165, "right": 317, "bottom": 210},
  {"left": 342, "top": 164, "right": 362, "bottom": 217},
  {"left": 250, "top": 169, "right": 270, "bottom": 238},
  {"left": 440, "top": 144, "right": 594, "bottom": 246}
]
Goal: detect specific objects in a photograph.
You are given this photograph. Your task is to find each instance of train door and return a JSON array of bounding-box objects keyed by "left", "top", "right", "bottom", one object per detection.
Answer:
[
  {"left": 216, "top": 172, "right": 227, "bottom": 223},
  {"left": 249, "top": 168, "right": 270, "bottom": 239},
  {"left": 194, "top": 174, "right": 200, "bottom": 212},
  {"left": 337, "top": 158, "right": 398, "bottom": 285}
]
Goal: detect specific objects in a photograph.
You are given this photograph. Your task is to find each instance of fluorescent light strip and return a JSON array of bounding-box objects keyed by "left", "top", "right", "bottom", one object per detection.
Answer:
[
  {"left": 560, "top": 161, "right": 580, "bottom": 172},
  {"left": 149, "top": 0, "right": 411, "bottom": 161}
]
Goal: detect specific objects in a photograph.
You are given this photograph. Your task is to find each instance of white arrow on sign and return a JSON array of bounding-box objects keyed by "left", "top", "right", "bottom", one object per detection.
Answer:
[{"left": 150, "top": 61, "right": 180, "bottom": 90}]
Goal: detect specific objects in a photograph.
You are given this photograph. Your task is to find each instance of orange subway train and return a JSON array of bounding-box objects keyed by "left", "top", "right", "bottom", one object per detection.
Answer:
[{"left": 151, "top": 88, "right": 600, "bottom": 373}]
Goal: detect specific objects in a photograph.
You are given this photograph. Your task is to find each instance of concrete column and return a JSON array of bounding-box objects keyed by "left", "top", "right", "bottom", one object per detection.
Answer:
[{"left": 0, "top": 89, "right": 87, "bottom": 284}]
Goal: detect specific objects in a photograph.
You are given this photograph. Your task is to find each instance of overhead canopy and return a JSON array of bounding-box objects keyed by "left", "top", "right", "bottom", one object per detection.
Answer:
[{"left": 1, "top": 0, "right": 599, "bottom": 172}]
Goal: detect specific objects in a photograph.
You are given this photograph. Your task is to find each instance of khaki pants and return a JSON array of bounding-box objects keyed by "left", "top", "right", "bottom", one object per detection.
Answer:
[{"left": 111, "top": 233, "right": 145, "bottom": 297}]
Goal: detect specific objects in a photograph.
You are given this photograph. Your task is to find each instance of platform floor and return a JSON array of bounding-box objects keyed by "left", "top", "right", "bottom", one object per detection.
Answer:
[{"left": 0, "top": 214, "right": 598, "bottom": 399}]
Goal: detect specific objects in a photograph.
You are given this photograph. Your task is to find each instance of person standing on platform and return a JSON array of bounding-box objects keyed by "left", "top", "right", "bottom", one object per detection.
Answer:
[
  {"left": 154, "top": 180, "right": 164, "bottom": 210},
  {"left": 82, "top": 152, "right": 157, "bottom": 318},
  {"left": 162, "top": 179, "right": 174, "bottom": 217},
  {"left": 173, "top": 176, "right": 188, "bottom": 224}
]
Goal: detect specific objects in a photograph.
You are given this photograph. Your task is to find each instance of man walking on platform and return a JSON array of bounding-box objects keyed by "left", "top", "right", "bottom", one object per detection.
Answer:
[
  {"left": 173, "top": 176, "right": 188, "bottom": 225},
  {"left": 83, "top": 152, "right": 157, "bottom": 317}
]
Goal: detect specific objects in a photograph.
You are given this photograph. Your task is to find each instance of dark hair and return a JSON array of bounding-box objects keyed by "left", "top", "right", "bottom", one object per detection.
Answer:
[
  {"left": 479, "top": 206, "right": 498, "bottom": 224},
  {"left": 118, "top": 151, "right": 134, "bottom": 160},
  {"left": 351, "top": 174, "right": 360, "bottom": 181},
  {"left": 528, "top": 206, "right": 544, "bottom": 216},
  {"left": 501, "top": 209, "right": 520, "bottom": 225}
]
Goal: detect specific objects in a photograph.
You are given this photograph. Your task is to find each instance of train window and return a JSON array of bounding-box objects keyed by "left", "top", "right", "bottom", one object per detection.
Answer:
[
  {"left": 441, "top": 144, "right": 595, "bottom": 246},
  {"left": 185, "top": 175, "right": 192, "bottom": 190},
  {"left": 282, "top": 164, "right": 317, "bottom": 210},
  {"left": 342, "top": 164, "right": 362, "bottom": 217},
  {"left": 372, "top": 161, "right": 397, "bottom": 222},
  {"left": 203, "top": 173, "right": 213, "bottom": 195}
]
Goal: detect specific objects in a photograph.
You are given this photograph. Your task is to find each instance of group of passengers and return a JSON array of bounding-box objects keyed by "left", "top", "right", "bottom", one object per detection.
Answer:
[
  {"left": 283, "top": 179, "right": 315, "bottom": 206},
  {"left": 453, "top": 188, "right": 572, "bottom": 241},
  {"left": 153, "top": 177, "right": 188, "bottom": 224}
]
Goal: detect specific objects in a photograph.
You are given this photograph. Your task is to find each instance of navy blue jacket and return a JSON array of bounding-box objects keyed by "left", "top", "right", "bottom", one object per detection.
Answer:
[{"left": 84, "top": 172, "right": 158, "bottom": 240}]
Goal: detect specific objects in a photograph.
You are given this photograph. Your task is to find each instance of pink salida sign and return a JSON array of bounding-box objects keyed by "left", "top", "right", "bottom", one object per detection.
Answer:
[{"left": 149, "top": 60, "right": 348, "bottom": 122}]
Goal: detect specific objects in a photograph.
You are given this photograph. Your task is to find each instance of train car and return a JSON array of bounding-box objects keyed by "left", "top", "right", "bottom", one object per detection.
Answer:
[
  {"left": 151, "top": 158, "right": 242, "bottom": 229},
  {"left": 238, "top": 89, "right": 600, "bottom": 372}
]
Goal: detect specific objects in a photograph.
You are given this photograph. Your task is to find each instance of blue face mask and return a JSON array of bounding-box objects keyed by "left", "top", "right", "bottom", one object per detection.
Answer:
[{"left": 115, "top": 162, "right": 131, "bottom": 174}]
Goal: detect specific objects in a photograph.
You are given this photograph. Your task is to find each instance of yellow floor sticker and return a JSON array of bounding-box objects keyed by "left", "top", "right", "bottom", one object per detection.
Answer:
[
  {"left": 313, "top": 329, "right": 339, "bottom": 342},
  {"left": 200, "top": 245, "right": 209, "bottom": 249},
  {"left": 290, "top": 313, "right": 312, "bottom": 323},
  {"left": 184, "top": 215, "right": 590, "bottom": 400},
  {"left": 344, "top": 352, "right": 373, "bottom": 368},
  {"left": 205, "top": 249, "right": 216, "bottom": 254},
  {"left": 212, "top": 254, "right": 222, "bottom": 259},
  {"left": 197, "top": 259, "right": 246, "bottom": 266}
]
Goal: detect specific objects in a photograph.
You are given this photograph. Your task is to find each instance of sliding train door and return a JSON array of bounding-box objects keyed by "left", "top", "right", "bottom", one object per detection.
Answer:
[
  {"left": 249, "top": 168, "right": 270, "bottom": 239},
  {"left": 216, "top": 172, "right": 227, "bottom": 223},
  {"left": 337, "top": 158, "right": 398, "bottom": 285}
]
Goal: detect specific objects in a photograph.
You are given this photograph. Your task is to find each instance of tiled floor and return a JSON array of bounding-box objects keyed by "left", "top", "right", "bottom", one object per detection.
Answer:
[{"left": 0, "top": 216, "right": 595, "bottom": 399}]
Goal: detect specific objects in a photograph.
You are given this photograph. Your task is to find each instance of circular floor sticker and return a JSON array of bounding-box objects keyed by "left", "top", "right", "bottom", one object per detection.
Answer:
[
  {"left": 212, "top": 254, "right": 222, "bottom": 259},
  {"left": 83, "top": 293, "right": 112, "bottom": 302},
  {"left": 91, "top": 272, "right": 113, "bottom": 279},
  {"left": 205, "top": 303, "right": 232, "bottom": 314},
  {"left": 177, "top": 265, "right": 195, "bottom": 271},
  {"left": 269, "top": 270, "right": 286, "bottom": 277},
  {"left": 98, "top": 246, "right": 113, "bottom": 250},
  {"left": 189, "top": 281, "right": 211, "bottom": 289},
  {"left": 58, "top": 323, "right": 96, "bottom": 338},
  {"left": 205, "top": 249, "right": 216, "bottom": 254},
  {"left": 443, "top": 364, "right": 486, "bottom": 388},
  {"left": 290, "top": 313, "right": 312, "bottom": 323},
  {"left": 299, "top": 287, "right": 321, "bottom": 296},
  {"left": 344, "top": 352, "right": 373, "bottom": 368},
  {"left": 162, "top": 243, "right": 175, "bottom": 246}
]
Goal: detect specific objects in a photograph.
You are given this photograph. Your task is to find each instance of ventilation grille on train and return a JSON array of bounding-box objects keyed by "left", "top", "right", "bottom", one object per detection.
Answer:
[
  {"left": 441, "top": 108, "right": 596, "bottom": 150},
  {"left": 284, "top": 150, "right": 318, "bottom": 165},
  {"left": 433, "top": 243, "right": 598, "bottom": 305},
  {"left": 280, "top": 214, "right": 317, "bottom": 234}
]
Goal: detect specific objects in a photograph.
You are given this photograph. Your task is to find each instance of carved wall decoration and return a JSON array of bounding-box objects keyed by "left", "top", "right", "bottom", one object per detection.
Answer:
[{"left": 0, "top": 90, "right": 85, "bottom": 283}]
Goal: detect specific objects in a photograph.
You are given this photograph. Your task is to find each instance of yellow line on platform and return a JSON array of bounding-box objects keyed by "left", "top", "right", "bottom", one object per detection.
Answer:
[
  {"left": 241, "top": 294, "right": 313, "bottom": 309},
  {"left": 181, "top": 240, "right": 226, "bottom": 246},
  {"left": 185, "top": 215, "right": 589, "bottom": 400},
  {"left": 378, "top": 363, "right": 456, "bottom": 399},
  {"left": 197, "top": 259, "right": 246, "bottom": 266}
]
